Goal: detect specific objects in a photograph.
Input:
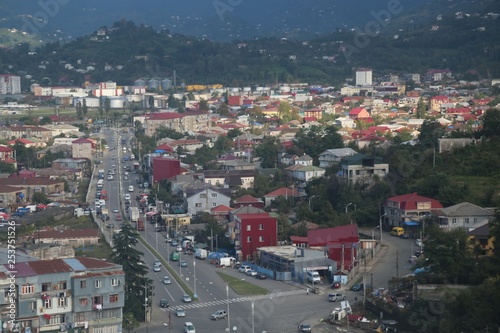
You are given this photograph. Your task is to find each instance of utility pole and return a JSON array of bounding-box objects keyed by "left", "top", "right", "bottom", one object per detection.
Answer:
[
  {"left": 396, "top": 251, "right": 399, "bottom": 279},
  {"left": 363, "top": 250, "right": 367, "bottom": 308}
]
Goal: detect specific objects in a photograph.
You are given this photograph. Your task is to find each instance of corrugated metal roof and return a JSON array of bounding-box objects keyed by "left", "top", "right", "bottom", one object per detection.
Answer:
[
  {"left": 63, "top": 258, "right": 87, "bottom": 271},
  {"left": 6, "top": 262, "right": 38, "bottom": 277},
  {"left": 28, "top": 259, "right": 72, "bottom": 275},
  {"left": 76, "top": 257, "right": 118, "bottom": 269}
]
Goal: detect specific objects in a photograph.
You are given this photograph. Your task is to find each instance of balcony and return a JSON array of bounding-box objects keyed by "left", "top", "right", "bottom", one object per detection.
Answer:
[{"left": 92, "top": 304, "right": 103, "bottom": 311}]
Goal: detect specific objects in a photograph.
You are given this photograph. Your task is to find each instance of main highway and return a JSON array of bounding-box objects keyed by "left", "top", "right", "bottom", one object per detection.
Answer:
[{"left": 92, "top": 127, "right": 370, "bottom": 333}]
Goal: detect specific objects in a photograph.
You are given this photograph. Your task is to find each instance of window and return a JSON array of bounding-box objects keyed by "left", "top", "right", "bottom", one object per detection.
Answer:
[
  {"left": 200, "top": 194, "right": 207, "bottom": 198},
  {"left": 58, "top": 297, "right": 66, "bottom": 307},
  {"left": 246, "top": 225, "right": 251, "bottom": 231},
  {"left": 21, "top": 284, "right": 35, "bottom": 295},
  {"left": 212, "top": 202, "right": 217, "bottom": 207},
  {"left": 80, "top": 280, "right": 87, "bottom": 289},
  {"left": 195, "top": 203, "right": 202, "bottom": 208},
  {"left": 452, "top": 218, "right": 457, "bottom": 224},
  {"left": 56, "top": 281, "right": 67, "bottom": 290},
  {"left": 95, "top": 280, "right": 102, "bottom": 288},
  {"left": 111, "top": 278, "right": 120, "bottom": 287},
  {"left": 28, "top": 301, "right": 36, "bottom": 310},
  {"left": 48, "top": 315, "right": 65, "bottom": 325},
  {"left": 41, "top": 283, "right": 51, "bottom": 292},
  {"left": 474, "top": 218, "right": 478, "bottom": 224},
  {"left": 75, "top": 313, "right": 86, "bottom": 322},
  {"left": 95, "top": 311, "right": 103, "bottom": 319},
  {"left": 109, "top": 294, "right": 119, "bottom": 303},
  {"left": 465, "top": 218, "right": 470, "bottom": 224},
  {"left": 259, "top": 236, "right": 264, "bottom": 242},
  {"left": 93, "top": 296, "right": 103, "bottom": 305},
  {"left": 43, "top": 298, "right": 52, "bottom": 309},
  {"left": 247, "top": 236, "right": 252, "bottom": 242},
  {"left": 211, "top": 193, "right": 218, "bottom": 198},
  {"left": 259, "top": 224, "right": 264, "bottom": 230},
  {"left": 79, "top": 298, "right": 89, "bottom": 306}
]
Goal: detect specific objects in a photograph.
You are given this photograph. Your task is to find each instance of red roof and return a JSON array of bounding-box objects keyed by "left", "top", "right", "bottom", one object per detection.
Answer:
[
  {"left": 146, "top": 112, "right": 183, "bottom": 120},
  {"left": 349, "top": 107, "right": 365, "bottom": 115},
  {"left": 0, "top": 146, "right": 14, "bottom": 152},
  {"left": 386, "top": 192, "right": 443, "bottom": 210},
  {"left": 431, "top": 95, "right": 449, "bottom": 101},
  {"left": 72, "top": 137, "right": 93, "bottom": 144},
  {"left": 28, "top": 259, "right": 72, "bottom": 275},
  {"left": 155, "top": 144, "right": 174, "bottom": 153},
  {"left": 265, "top": 187, "right": 301, "bottom": 197},
  {"left": 234, "top": 194, "right": 263, "bottom": 204},
  {"left": 210, "top": 204, "right": 232, "bottom": 213},
  {"left": 8, "top": 138, "right": 34, "bottom": 145},
  {"left": 307, "top": 224, "right": 359, "bottom": 247},
  {"left": 303, "top": 116, "right": 317, "bottom": 122}
]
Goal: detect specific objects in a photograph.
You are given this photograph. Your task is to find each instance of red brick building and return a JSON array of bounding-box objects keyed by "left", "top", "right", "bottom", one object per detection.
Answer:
[{"left": 234, "top": 210, "right": 277, "bottom": 261}]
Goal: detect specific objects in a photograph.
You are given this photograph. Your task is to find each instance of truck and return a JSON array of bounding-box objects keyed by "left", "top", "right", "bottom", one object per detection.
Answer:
[
  {"left": 218, "top": 257, "right": 236, "bottom": 267},
  {"left": 74, "top": 208, "right": 85, "bottom": 217},
  {"left": 100, "top": 190, "right": 108, "bottom": 200},
  {"left": 12, "top": 207, "right": 30, "bottom": 217},
  {"left": 101, "top": 208, "right": 109, "bottom": 221},
  {"left": 137, "top": 218, "right": 145, "bottom": 231},
  {"left": 195, "top": 249, "right": 207, "bottom": 259},
  {"left": 97, "top": 179, "right": 104, "bottom": 189},
  {"left": 98, "top": 169, "right": 105, "bottom": 179},
  {"left": 129, "top": 206, "right": 140, "bottom": 223},
  {"left": 170, "top": 251, "right": 180, "bottom": 261}
]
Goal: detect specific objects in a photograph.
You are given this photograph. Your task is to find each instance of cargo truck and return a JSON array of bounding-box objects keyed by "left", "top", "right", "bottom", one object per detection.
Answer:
[
  {"left": 137, "top": 218, "right": 145, "bottom": 231},
  {"left": 218, "top": 257, "right": 236, "bottom": 267},
  {"left": 128, "top": 206, "right": 140, "bottom": 222}
]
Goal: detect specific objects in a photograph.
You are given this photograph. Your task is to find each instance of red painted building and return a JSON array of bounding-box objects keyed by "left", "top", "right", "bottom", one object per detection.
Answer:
[
  {"left": 234, "top": 212, "right": 277, "bottom": 262},
  {"left": 151, "top": 157, "right": 181, "bottom": 183}
]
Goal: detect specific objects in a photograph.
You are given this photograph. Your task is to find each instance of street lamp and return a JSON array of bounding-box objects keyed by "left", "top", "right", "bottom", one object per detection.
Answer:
[
  {"left": 308, "top": 195, "right": 316, "bottom": 211},
  {"left": 251, "top": 301, "right": 255, "bottom": 333},
  {"left": 345, "top": 202, "right": 353, "bottom": 214},
  {"left": 193, "top": 261, "right": 197, "bottom": 299},
  {"left": 226, "top": 284, "right": 231, "bottom": 333},
  {"left": 379, "top": 213, "right": 388, "bottom": 245}
]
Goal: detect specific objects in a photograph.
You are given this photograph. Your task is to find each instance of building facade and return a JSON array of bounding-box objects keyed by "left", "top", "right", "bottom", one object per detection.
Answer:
[
  {"left": 0, "top": 75, "right": 21, "bottom": 94},
  {"left": 355, "top": 68, "right": 373, "bottom": 86},
  {"left": 339, "top": 153, "right": 388, "bottom": 184},
  {"left": 234, "top": 212, "right": 278, "bottom": 262}
]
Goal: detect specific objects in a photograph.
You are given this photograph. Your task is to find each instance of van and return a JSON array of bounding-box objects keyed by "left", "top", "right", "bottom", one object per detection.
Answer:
[
  {"left": 306, "top": 270, "right": 321, "bottom": 283},
  {"left": 390, "top": 227, "right": 405, "bottom": 237},
  {"left": 328, "top": 293, "right": 346, "bottom": 302}
]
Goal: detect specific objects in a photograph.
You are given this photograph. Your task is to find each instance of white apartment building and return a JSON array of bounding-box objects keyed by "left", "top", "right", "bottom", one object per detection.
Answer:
[{"left": 0, "top": 74, "right": 21, "bottom": 94}]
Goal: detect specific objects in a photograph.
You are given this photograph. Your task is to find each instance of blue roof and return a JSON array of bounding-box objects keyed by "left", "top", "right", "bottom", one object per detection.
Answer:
[
  {"left": 63, "top": 258, "right": 87, "bottom": 271},
  {"left": 403, "top": 221, "right": 420, "bottom": 226}
]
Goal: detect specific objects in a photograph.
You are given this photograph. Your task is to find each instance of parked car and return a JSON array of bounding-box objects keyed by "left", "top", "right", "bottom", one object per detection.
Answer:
[
  {"left": 399, "top": 233, "right": 410, "bottom": 239},
  {"left": 331, "top": 282, "right": 341, "bottom": 289},
  {"left": 415, "top": 250, "right": 424, "bottom": 257},
  {"left": 246, "top": 270, "right": 258, "bottom": 277},
  {"left": 176, "top": 308, "right": 186, "bottom": 317},
  {"left": 182, "top": 294, "right": 192, "bottom": 303},
  {"left": 298, "top": 324, "right": 312, "bottom": 332},
  {"left": 211, "top": 310, "right": 227, "bottom": 320},
  {"left": 256, "top": 273, "right": 267, "bottom": 280},
  {"left": 350, "top": 283, "right": 363, "bottom": 291},
  {"left": 106, "top": 223, "right": 115, "bottom": 228},
  {"left": 415, "top": 239, "right": 423, "bottom": 247},
  {"left": 239, "top": 265, "right": 251, "bottom": 273},
  {"left": 159, "top": 299, "right": 169, "bottom": 308}
]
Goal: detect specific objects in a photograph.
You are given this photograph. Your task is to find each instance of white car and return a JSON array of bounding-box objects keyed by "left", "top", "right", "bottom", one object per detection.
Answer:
[
  {"left": 153, "top": 266, "right": 161, "bottom": 272},
  {"left": 125, "top": 194, "right": 131, "bottom": 200},
  {"left": 184, "top": 322, "right": 195, "bottom": 333},
  {"left": 246, "top": 270, "right": 258, "bottom": 277},
  {"left": 239, "top": 265, "right": 251, "bottom": 273},
  {"left": 415, "top": 239, "right": 423, "bottom": 247}
]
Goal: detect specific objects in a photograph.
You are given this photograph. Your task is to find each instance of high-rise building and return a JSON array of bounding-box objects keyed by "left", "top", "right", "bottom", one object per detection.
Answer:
[
  {"left": 0, "top": 74, "right": 21, "bottom": 94},
  {"left": 355, "top": 68, "right": 373, "bottom": 86}
]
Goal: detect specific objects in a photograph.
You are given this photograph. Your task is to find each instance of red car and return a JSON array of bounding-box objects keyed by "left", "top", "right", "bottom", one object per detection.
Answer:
[
  {"left": 331, "top": 282, "right": 341, "bottom": 289},
  {"left": 115, "top": 215, "right": 122, "bottom": 221}
]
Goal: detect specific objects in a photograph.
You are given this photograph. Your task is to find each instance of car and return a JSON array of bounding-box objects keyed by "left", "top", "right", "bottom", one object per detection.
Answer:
[
  {"left": 115, "top": 215, "right": 122, "bottom": 221},
  {"left": 124, "top": 176, "right": 129, "bottom": 180},
  {"left": 246, "top": 270, "right": 258, "bottom": 276},
  {"left": 179, "top": 260, "right": 187, "bottom": 267},
  {"left": 175, "top": 308, "right": 186, "bottom": 317},
  {"left": 182, "top": 294, "right": 192, "bottom": 303},
  {"left": 184, "top": 322, "right": 195, "bottom": 333},
  {"left": 350, "top": 283, "right": 364, "bottom": 291},
  {"left": 165, "top": 238, "right": 172, "bottom": 243},
  {"left": 256, "top": 273, "right": 267, "bottom": 280},
  {"left": 106, "top": 223, "right": 115, "bottom": 228},
  {"left": 176, "top": 246, "right": 183, "bottom": 252},
  {"left": 171, "top": 240, "right": 179, "bottom": 246},
  {"left": 400, "top": 233, "right": 410, "bottom": 239},
  {"left": 328, "top": 293, "right": 346, "bottom": 302},
  {"left": 239, "top": 265, "right": 251, "bottom": 273},
  {"left": 125, "top": 194, "right": 131, "bottom": 200},
  {"left": 153, "top": 266, "right": 161, "bottom": 272},
  {"left": 159, "top": 299, "right": 169, "bottom": 308},
  {"left": 163, "top": 276, "right": 171, "bottom": 284},
  {"left": 113, "top": 208, "right": 118, "bottom": 213},
  {"left": 415, "top": 239, "right": 423, "bottom": 247},
  {"left": 331, "top": 282, "right": 341, "bottom": 289},
  {"left": 211, "top": 310, "right": 227, "bottom": 320},
  {"left": 153, "top": 260, "right": 161, "bottom": 267},
  {"left": 298, "top": 324, "right": 312, "bottom": 333},
  {"left": 415, "top": 250, "right": 424, "bottom": 257}
]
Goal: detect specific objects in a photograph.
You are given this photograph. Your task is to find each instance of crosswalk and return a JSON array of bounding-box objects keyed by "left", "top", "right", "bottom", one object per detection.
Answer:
[{"left": 177, "top": 289, "right": 306, "bottom": 310}]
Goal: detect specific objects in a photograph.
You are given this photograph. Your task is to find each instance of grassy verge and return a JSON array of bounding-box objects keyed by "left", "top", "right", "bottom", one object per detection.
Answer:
[
  {"left": 216, "top": 272, "right": 268, "bottom": 295},
  {"left": 139, "top": 238, "right": 194, "bottom": 299}
]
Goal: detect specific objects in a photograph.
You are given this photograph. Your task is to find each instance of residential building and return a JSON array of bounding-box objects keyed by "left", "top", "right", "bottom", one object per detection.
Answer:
[
  {"left": 185, "top": 185, "right": 231, "bottom": 216},
  {"left": 430, "top": 95, "right": 449, "bottom": 111},
  {"left": 144, "top": 111, "right": 211, "bottom": 137},
  {"left": 339, "top": 153, "right": 388, "bottom": 184},
  {"left": 318, "top": 148, "right": 357, "bottom": 168},
  {"left": 232, "top": 195, "right": 265, "bottom": 209},
  {"left": 0, "top": 178, "right": 65, "bottom": 202},
  {"left": 468, "top": 224, "right": 494, "bottom": 256},
  {"left": 217, "top": 160, "right": 255, "bottom": 171},
  {"left": 432, "top": 202, "right": 493, "bottom": 231},
  {"left": 348, "top": 107, "right": 370, "bottom": 120},
  {"left": 384, "top": 192, "right": 443, "bottom": 227},
  {"left": 288, "top": 165, "right": 325, "bottom": 182},
  {"left": 294, "top": 155, "right": 313, "bottom": 167},
  {"left": 0, "top": 185, "right": 27, "bottom": 208},
  {"left": 202, "top": 170, "right": 254, "bottom": 189},
  {"left": 0, "top": 126, "right": 52, "bottom": 142},
  {"left": 233, "top": 208, "right": 278, "bottom": 261},
  {"left": 0, "top": 257, "right": 124, "bottom": 333},
  {"left": 0, "top": 146, "right": 17, "bottom": 166},
  {"left": 150, "top": 157, "right": 181, "bottom": 183},
  {"left": 263, "top": 187, "right": 304, "bottom": 207},
  {"left": 0, "top": 74, "right": 21, "bottom": 94},
  {"left": 71, "top": 138, "right": 94, "bottom": 161},
  {"left": 355, "top": 68, "right": 373, "bottom": 86}
]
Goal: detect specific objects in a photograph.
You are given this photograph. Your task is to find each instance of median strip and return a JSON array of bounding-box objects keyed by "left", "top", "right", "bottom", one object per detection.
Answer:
[{"left": 217, "top": 272, "right": 268, "bottom": 295}]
